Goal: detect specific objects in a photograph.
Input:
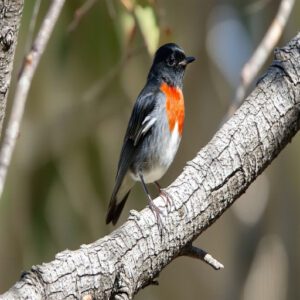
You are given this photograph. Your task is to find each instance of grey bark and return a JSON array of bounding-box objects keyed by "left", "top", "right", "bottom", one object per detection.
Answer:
[
  {"left": 0, "top": 0, "right": 24, "bottom": 135},
  {"left": 1, "top": 31, "right": 300, "bottom": 300}
]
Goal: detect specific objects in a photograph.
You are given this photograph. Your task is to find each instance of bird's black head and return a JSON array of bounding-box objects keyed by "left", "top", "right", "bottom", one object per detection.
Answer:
[{"left": 148, "top": 43, "right": 195, "bottom": 87}]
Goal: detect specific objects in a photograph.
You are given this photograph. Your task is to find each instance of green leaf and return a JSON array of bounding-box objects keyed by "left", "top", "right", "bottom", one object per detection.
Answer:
[
  {"left": 119, "top": 9, "right": 135, "bottom": 46},
  {"left": 134, "top": 5, "right": 159, "bottom": 55}
]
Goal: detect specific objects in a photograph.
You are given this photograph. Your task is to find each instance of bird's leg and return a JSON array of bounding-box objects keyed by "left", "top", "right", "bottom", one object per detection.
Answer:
[
  {"left": 139, "top": 174, "right": 163, "bottom": 227},
  {"left": 154, "top": 181, "right": 172, "bottom": 207}
]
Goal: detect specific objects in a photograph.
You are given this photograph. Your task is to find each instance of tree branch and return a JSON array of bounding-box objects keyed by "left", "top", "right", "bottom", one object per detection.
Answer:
[
  {"left": 67, "top": 0, "right": 98, "bottom": 33},
  {"left": 180, "top": 242, "right": 224, "bottom": 270},
  {"left": 0, "top": 0, "right": 65, "bottom": 199},
  {"left": 226, "top": 0, "right": 294, "bottom": 119},
  {"left": 0, "top": 0, "right": 24, "bottom": 136},
  {"left": 1, "top": 29, "right": 300, "bottom": 300}
]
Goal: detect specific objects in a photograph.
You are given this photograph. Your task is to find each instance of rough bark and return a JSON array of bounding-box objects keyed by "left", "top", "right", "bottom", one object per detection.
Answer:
[
  {"left": 0, "top": 0, "right": 24, "bottom": 135},
  {"left": 1, "top": 32, "right": 300, "bottom": 300}
]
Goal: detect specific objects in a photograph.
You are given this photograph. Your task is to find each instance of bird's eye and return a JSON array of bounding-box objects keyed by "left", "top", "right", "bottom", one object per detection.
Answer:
[{"left": 167, "top": 56, "right": 176, "bottom": 67}]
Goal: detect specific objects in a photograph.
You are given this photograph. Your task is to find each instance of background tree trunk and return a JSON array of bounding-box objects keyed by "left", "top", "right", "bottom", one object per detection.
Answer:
[
  {"left": 1, "top": 30, "right": 300, "bottom": 300},
  {"left": 0, "top": 0, "right": 24, "bottom": 136}
]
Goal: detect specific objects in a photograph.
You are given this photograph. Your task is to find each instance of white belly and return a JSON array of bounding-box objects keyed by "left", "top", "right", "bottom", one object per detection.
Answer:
[
  {"left": 164, "top": 122, "right": 181, "bottom": 166},
  {"left": 142, "top": 165, "right": 167, "bottom": 183},
  {"left": 132, "top": 122, "right": 181, "bottom": 184}
]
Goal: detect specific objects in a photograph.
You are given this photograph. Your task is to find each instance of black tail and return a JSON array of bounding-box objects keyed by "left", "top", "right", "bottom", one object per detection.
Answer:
[
  {"left": 106, "top": 190, "right": 131, "bottom": 225},
  {"left": 106, "top": 141, "right": 135, "bottom": 225}
]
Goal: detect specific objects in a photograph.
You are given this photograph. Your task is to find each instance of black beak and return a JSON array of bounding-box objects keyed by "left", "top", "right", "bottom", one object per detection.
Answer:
[{"left": 179, "top": 56, "right": 196, "bottom": 66}]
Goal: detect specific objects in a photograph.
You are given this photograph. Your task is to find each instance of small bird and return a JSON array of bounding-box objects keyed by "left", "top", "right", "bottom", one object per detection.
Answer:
[{"left": 106, "top": 43, "right": 195, "bottom": 225}]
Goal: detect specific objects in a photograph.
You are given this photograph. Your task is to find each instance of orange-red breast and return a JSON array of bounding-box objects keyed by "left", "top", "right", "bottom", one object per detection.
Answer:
[{"left": 106, "top": 43, "right": 195, "bottom": 225}]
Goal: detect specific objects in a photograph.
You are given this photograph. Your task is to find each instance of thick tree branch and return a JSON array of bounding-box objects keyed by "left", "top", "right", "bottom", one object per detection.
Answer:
[
  {"left": 0, "top": 0, "right": 24, "bottom": 136},
  {"left": 1, "top": 31, "right": 300, "bottom": 300},
  {"left": 0, "top": 0, "right": 65, "bottom": 199}
]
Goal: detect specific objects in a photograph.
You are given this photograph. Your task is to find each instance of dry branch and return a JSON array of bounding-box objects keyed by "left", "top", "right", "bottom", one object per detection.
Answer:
[
  {"left": 68, "top": 0, "right": 98, "bottom": 32},
  {"left": 227, "top": 0, "right": 294, "bottom": 119},
  {"left": 1, "top": 28, "right": 300, "bottom": 300},
  {"left": 0, "top": 0, "right": 65, "bottom": 199}
]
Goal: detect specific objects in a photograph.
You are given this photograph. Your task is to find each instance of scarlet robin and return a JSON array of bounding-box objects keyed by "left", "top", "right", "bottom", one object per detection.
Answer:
[{"left": 106, "top": 43, "right": 195, "bottom": 225}]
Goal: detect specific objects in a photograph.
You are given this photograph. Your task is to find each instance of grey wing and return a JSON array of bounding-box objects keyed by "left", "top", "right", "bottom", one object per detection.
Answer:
[
  {"left": 132, "top": 115, "right": 157, "bottom": 146},
  {"left": 116, "top": 90, "right": 160, "bottom": 178},
  {"left": 106, "top": 89, "right": 162, "bottom": 224}
]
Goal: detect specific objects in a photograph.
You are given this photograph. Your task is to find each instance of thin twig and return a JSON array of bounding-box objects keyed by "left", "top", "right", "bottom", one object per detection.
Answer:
[
  {"left": 24, "top": 0, "right": 42, "bottom": 54},
  {"left": 68, "top": 0, "right": 98, "bottom": 33},
  {"left": 105, "top": 0, "right": 117, "bottom": 19},
  {"left": 225, "top": 0, "right": 294, "bottom": 120},
  {"left": 180, "top": 243, "right": 224, "bottom": 270},
  {"left": 0, "top": 0, "right": 66, "bottom": 198},
  {"left": 245, "top": 0, "right": 272, "bottom": 15},
  {"left": 83, "top": 45, "right": 145, "bottom": 102}
]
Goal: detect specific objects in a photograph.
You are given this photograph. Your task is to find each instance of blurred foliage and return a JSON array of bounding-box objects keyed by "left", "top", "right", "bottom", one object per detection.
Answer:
[{"left": 1, "top": 0, "right": 300, "bottom": 299}]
